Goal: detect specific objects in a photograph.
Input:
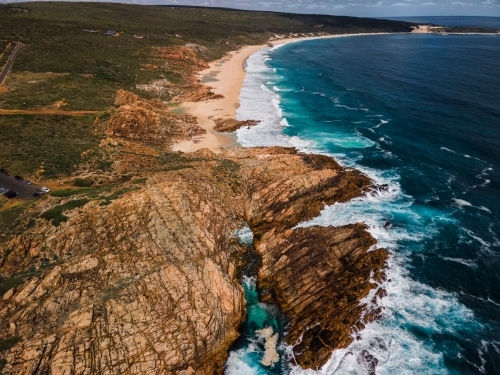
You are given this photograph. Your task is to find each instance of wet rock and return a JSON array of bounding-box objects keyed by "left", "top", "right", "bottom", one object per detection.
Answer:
[
  {"left": 213, "top": 118, "right": 260, "bottom": 133},
  {"left": 225, "top": 147, "right": 388, "bottom": 370}
]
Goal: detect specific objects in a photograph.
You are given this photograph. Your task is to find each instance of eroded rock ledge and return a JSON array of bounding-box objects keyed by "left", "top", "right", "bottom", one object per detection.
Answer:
[
  {"left": 0, "top": 147, "right": 387, "bottom": 374},
  {"left": 226, "top": 147, "right": 388, "bottom": 369}
]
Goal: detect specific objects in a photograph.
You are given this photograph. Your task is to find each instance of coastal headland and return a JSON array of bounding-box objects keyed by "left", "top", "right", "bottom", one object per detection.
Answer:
[{"left": 1, "top": 3, "right": 496, "bottom": 374}]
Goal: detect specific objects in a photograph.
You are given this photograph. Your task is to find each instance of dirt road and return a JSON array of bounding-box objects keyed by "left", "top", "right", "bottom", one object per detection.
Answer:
[{"left": 0, "top": 109, "right": 101, "bottom": 116}]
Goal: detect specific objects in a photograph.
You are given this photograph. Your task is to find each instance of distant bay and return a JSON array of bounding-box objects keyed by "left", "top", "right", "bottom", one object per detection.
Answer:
[{"left": 385, "top": 16, "right": 500, "bottom": 29}]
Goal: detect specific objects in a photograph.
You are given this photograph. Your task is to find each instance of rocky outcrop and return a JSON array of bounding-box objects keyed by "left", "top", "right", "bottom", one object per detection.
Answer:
[
  {"left": 138, "top": 46, "right": 222, "bottom": 103},
  {"left": 225, "top": 147, "right": 388, "bottom": 370},
  {"left": 213, "top": 118, "right": 260, "bottom": 133},
  {"left": 0, "top": 146, "right": 388, "bottom": 374},
  {"left": 0, "top": 159, "right": 246, "bottom": 374},
  {"left": 180, "top": 85, "right": 224, "bottom": 102},
  {"left": 103, "top": 90, "right": 205, "bottom": 145}
]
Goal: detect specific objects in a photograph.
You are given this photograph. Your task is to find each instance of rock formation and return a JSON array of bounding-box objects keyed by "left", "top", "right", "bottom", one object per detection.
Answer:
[
  {"left": 0, "top": 156, "right": 246, "bottom": 374},
  {"left": 213, "top": 118, "right": 260, "bottom": 133},
  {"left": 225, "top": 147, "right": 388, "bottom": 369},
  {"left": 103, "top": 90, "right": 205, "bottom": 145},
  {"left": 0, "top": 146, "right": 388, "bottom": 374}
]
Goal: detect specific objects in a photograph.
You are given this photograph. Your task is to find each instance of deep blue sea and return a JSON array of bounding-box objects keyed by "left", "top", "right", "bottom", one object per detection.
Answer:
[
  {"left": 225, "top": 33, "right": 500, "bottom": 374},
  {"left": 385, "top": 16, "right": 500, "bottom": 29}
]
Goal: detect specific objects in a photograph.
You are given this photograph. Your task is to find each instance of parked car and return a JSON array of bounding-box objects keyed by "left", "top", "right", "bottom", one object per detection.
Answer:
[
  {"left": 33, "top": 192, "right": 42, "bottom": 198},
  {"left": 14, "top": 175, "right": 23, "bottom": 181},
  {"left": 24, "top": 180, "right": 32, "bottom": 185},
  {"left": 0, "top": 187, "right": 8, "bottom": 194},
  {"left": 40, "top": 187, "right": 50, "bottom": 193},
  {"left": 0, "top": 169, "right": 7, "bottom": 175},
  {"left": 5, "top": 190, "right": 19, "bottom": 199}
]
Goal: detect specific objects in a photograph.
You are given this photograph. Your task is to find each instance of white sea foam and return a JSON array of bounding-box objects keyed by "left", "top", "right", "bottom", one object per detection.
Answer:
[
  {"left": 440, "top": 256, "right": 478, "bottom": 268},
  {"left": 441, "top": 147, "right": 486, "bottom": 162},
  {"left": 232, "top": 43, "right": 484, "bottom": 375},
  {"left": 452, "top": 198, "right": 491, "bottom": 213}
]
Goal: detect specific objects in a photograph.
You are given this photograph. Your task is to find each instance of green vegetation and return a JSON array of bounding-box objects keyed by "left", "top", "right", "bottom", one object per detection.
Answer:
[
  {"left": 0, "top": 275, "right": 25, "bottom": 297},
  {"left": 51, "top": 187, "right": 100, "bottom": 197},
  {"left": 73, "top": 178, "right": 94, "bottom": 187},
  {"left": 0, "top": 115, "right": 100, "bottom": 178},
  {"left": 0, "top": 2, "right": 414, "bottom": 111},
  {"left": 0, "top": 202, "right": 34, "bottom": 243},
  {"left": 41, "top": 199, "right": 90, "bottom": 226},
  {"left": 0, "top": 3, "right": 414, "bottom": 180},
  {"left": 131, "top": 177, "right": 148, "bottom": 184},
  {"left": 0, "top": 337, "right": 20, "bottom": 352}
]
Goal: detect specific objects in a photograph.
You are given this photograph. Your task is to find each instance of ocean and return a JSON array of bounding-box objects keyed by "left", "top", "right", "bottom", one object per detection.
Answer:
[
  {"left": 225, "top": 32, "right": 500, "bottom": 374},
  {"left": 384, "top": 16, "right": 500, "bottom": 29}
]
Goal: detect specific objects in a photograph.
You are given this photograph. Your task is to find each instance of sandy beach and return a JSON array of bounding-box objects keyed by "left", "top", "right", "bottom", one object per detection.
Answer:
[
  {"left": 172, "top": 33, "right": 394, "bottom": 153},
  {"left": 172, "top": 44, "right": 264, "bottom": 153}
]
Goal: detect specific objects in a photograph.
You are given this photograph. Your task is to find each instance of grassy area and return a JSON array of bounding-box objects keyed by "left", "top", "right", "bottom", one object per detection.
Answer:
[
  {"left": 0, "top": 115, "right": 100, "bottom": 178},
  {"left": 0, "top": 201, "right": 33, "bottom": 242},
  {"left": 41, "top": 199, "right": 90, "bottom": 226},
  {"left": 0, "top": 2, "right": 414, "bottom": 180},
  {"left": 50, "top": 187, "right": 100, "bottom": 198},
  {"left": 0, "top": 2, "right": 414, "bottom": 111}
]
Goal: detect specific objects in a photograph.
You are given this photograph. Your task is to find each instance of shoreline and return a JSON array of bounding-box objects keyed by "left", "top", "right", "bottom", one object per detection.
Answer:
[
  {"left": 172, "top": 28, "right": 496, "bottom": 154},
  {"left": 171, "top": 32, "right": 397, "bottom": 154},
  {"left": 171, "top": 44, "right": 264, "bottom": 153}
]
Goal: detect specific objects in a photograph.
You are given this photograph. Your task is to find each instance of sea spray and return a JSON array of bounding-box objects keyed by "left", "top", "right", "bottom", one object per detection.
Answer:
[{"left": 226, "top": 226, "right": 290, "bottom": 375}]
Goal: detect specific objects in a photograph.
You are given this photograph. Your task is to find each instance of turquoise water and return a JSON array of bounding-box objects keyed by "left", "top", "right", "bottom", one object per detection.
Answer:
[
  {"left": 225, "top": 227, "right": 289, "bottom": 374},
  {"left": 230, "top": 33, "right": 500, "bottom": 374}
]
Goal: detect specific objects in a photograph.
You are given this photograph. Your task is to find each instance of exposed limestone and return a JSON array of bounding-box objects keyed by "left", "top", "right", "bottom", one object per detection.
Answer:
[
  {"left": 103, "top": 90, "right": 205, "bottom": 145},
  {"left": 0, "top": 146, "right": 388, "bottom": 374},
  {"left": 213, "top": 118, "right": 260, "bottom": 133}
]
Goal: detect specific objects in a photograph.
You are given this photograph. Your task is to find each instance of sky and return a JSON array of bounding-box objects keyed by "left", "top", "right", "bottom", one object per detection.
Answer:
[{"left": 1, "top": 0, "right": 499, "bottom": 17}]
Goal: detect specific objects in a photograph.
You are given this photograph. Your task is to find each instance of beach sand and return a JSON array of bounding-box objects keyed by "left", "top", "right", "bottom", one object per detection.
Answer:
[
  {"left": 172, "top": 33, "right": 394, "bottom": 153},
  {"left": 172, "top": 44, "right": 264, "bottom": 153}
]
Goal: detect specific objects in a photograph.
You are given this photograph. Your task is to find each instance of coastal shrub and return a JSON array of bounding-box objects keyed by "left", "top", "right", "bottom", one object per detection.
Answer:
[
  {"left": 0, "top": 276, "right": 24, "bottom": 297},
  {"left": 51, "top": 188, "right": 99, "bottom": 197},
  {"left": 73, "top": 178, "right": 94, "bottom": 187},
  {"left": 0, "top": 337, "right": 20, "bottom": 352},
  {"left": 41, "top": 199, "right": 89, "bottom": 226},
  {"left": 0, "top": 115, "right": 100, "bottom": 178}
]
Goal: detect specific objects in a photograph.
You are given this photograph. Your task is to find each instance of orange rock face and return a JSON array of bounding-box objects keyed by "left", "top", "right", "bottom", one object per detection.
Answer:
[
  {"left": 0, "top": 147, "right": 388, "bottom": 374},
  {"left": 213, "top": 118, "right": 260, "bottom": 133},
  {"left": 104, "top": 90, "right": 205, "bottom": 145},
  {"left": 225, "top": 147, "right": 388, "bottom": 370}
]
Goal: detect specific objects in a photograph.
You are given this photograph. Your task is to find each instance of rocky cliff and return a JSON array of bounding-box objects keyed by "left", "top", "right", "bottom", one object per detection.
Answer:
[
  {"left": 225, "top": 147, "right": 388, "bottom": 369},
  {"left": 1, "top": 145, "right": 388, "bottom": 374},
  {"left": 0, "top": 155, "right": 246, "bottom": 374}
]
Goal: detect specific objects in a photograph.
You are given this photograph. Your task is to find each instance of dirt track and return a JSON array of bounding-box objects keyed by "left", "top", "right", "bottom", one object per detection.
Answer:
[{"left": 0, "top": 109, "right": 101, "bottom": 116}]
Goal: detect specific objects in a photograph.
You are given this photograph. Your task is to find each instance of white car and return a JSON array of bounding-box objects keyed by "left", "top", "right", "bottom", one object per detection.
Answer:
[
  {"left": 40, "top": 187, "right": 50, "bottom": 193},
  {"left": 0, "top": 187, "right": 7, "bottom": 194}
]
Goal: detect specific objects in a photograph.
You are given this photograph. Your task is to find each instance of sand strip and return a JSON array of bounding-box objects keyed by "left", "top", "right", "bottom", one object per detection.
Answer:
[
  {"left": 172, "top": 33, "right": 395, "bottom": 153},
  {"left": 172, "top": 44, "right": 264, "bottom": 153}
]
